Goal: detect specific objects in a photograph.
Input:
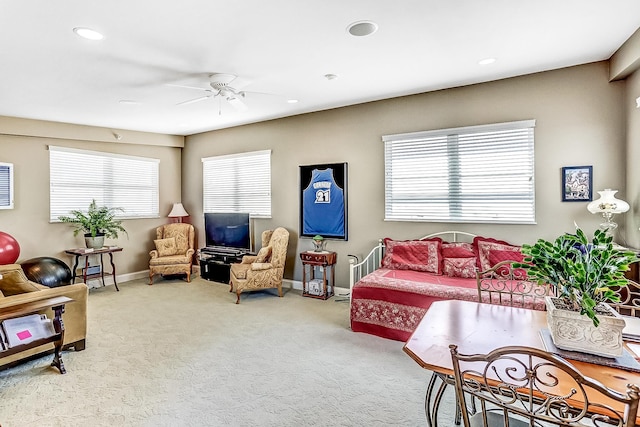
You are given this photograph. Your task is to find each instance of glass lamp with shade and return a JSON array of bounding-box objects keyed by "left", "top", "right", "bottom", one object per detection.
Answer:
[{"left": 586, "top": 189, "right": 629, "bottom": 236}]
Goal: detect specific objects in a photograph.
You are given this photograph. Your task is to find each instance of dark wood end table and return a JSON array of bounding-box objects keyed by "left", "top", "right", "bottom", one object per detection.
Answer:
[
  {"left": 65, "top": 246, "right": 123, "bottom": 291},
  {"left": 300, "top": 251, "right": 337, "bottom": 300}
]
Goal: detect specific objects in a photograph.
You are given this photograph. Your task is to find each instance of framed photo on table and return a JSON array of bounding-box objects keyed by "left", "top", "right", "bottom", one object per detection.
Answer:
[
  {"left": 299, "top": 162, "right": 348, "bottom": 240},
  {"left": 561, "top": 165, "right": 593, "bottom": 202}
]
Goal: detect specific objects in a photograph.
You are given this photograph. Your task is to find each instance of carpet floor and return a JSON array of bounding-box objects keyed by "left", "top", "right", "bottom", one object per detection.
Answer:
[{"left": 0, "top": 277, "right": 456, "bottom": 426}]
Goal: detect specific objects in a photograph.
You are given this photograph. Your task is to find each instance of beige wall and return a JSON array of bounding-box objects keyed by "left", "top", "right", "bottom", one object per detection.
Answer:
[
  {"left": 0, "top": 118, "right": 183, "bottom": 276},
  {"left": 0, "top": 61, "right": 631, "bottom": 286},
  {"left": 625, "top": 69, "right": 640, "bottom": 247},
  {"left": 183, "top": 61, "right": 627, "bottom": 287}
]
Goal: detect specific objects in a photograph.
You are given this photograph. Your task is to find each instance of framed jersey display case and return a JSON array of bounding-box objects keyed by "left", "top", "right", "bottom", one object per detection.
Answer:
[{"left": 299, "top": 162, "right": 348, "bottom": 240}]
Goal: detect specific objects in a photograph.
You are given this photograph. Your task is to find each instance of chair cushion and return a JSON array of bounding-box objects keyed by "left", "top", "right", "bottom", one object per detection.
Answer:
[
  {"left": 154, "top": 237, "right": 178, "bottom": 257},
  {"left": 149, "top": 254, "right": 190, "bottom": 266},
  {"left": 255, "top": 245, "right": 272, "bottom": 263},
  {"left": 230, "top": 263, "right": 250, "bottom": 280},
  {"left": 0, "top": 267, "right": 41, "bottom": 296},
  {"left": 160, "top": 224, "right": 191, "bottom": 254}
]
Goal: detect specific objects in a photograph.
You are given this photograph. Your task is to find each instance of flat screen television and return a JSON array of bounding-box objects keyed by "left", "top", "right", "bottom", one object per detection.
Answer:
[{"left": 204, "top": 212, "right": 251, "bottom": 251}]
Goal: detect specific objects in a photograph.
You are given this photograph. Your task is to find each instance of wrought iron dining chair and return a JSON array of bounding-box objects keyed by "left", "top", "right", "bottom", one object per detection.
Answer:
[
  {"left": 610, "top": 279, "right": 640, "bottom": 318},
  {"left": 450, "top": 344, "right": 640, "bottom": 427},
  {"left": 427, "top": 262, "right": 554, "bottom": 426}
]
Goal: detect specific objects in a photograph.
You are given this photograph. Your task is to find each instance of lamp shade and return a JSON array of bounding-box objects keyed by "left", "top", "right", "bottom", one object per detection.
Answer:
[
  {"left": 587, "top": 189, "right": 629, "bottom": 214},
  {"left": 168, "top": 203, "right": 189, "bottom": 218}
]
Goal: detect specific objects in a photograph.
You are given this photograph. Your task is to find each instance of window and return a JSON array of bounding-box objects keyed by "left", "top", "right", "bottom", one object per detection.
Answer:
[
  {"left": 0, "top": 162, "right": 14, "bottom": 209},
  {"left": 383, "top": 120, "right": 535, "bottom": 224},
  {"left": 49, "top": 146, "right": 160, "bottom": 221},
  {"left": 202, "top": 150, "right": 271, "bottom": 218}
]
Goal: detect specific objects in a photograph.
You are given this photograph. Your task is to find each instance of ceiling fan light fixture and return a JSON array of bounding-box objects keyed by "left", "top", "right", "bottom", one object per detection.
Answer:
[
  {"left": 347, "top": 21, "right": 378, "bottom": 37},
  {"left": 73, "top": 27, "right": 104, "bottom": 40}
]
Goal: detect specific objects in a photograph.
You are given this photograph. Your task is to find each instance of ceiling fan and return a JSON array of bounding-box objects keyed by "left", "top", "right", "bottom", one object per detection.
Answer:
[{"left": 169, "top": 73, "right": 251, "bottom": 111}]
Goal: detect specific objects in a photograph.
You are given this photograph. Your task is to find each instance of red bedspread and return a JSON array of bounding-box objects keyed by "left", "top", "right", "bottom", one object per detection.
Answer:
[{"left": 350, "top": 268, "right": 544, "bottom": 342}]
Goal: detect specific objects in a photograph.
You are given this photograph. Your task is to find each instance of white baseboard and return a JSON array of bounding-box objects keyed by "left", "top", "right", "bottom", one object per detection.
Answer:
[
  {"left": 91, "top": 268, "right": 351, "bottom": 298},
  {"left": 86, "top": 270, "right": 148, "bottom": 289}
]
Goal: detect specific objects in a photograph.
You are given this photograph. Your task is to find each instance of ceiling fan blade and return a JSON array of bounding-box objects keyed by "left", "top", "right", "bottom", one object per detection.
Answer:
[
  {"left": 166, "top": 83, "right": 207, "bottom": 91},
  {"left": 226, "top": 95, "right": 248, "bottom": 111},
  {"left": 176, "top": 95, "right": 212, "bottom": 106}
]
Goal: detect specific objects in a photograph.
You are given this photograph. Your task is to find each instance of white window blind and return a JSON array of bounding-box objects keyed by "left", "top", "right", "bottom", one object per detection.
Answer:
[
  {"left": 383, "top": 120, "right": 536, "bottom": 224},
  {"left": 0, "top": 162, "right": 14, "bottom": 209},
  {"left": 202, "top": 150, "right": 271, "bottom": 218},
  {"left": 49, "top": 146, "right": 160, "bottom": 221}
]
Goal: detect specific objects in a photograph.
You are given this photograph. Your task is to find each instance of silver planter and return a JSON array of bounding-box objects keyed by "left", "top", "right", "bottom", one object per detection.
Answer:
[
  {"left": 84, "top": 233, "right": 105, "bottom": 249},
  {"left": 545, "top": 296, "right": 625, "bottom": 358}
]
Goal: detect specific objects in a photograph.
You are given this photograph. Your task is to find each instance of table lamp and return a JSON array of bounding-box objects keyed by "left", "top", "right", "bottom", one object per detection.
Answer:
[
  {"left": 168, "top": 203, "right": 189, "bottom": 223},
  {"left": 586, "top": 189, "right": 629, "bottom": 235}
]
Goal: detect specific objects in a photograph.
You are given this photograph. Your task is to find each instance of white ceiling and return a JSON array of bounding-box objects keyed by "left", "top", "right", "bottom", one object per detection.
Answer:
[{"left": 1, "top": 1, "right": 639, "bottom": 137}]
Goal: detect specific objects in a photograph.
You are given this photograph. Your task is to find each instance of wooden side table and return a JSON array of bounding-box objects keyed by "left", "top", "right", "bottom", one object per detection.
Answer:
[
  {"left": 300, "top": 251, "right": 337, "bottom": 300},
  {"left": 65, "top": 246, "right": 123, "bottom": 291}
]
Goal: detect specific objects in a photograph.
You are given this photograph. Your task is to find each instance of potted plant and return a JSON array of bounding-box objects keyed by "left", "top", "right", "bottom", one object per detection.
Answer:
[
  {"left": 516, "top": 228, "right": 637, "bottom": 357},
  {"left": 58, "top": 199, "right": 128, "bottom": 248}
]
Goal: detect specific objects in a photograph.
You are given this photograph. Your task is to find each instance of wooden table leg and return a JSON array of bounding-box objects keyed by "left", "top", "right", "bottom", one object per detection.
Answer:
[
  {"left": 71, "top": 255, "right": 79, "bottom": 283},
  {"left": 108, "top": 252, "right": 119, "bottom": 291},
  {"left": 82, "top": 255, "right": 89, "bottom": 284},
  {"left": 51, "top": 304, "right": 66, "bottom": 374}
]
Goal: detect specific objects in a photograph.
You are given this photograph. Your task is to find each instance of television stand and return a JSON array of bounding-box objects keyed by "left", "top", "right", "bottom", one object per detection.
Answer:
[{"left": 199, "top": 248, "right": 250, "bottom": 283}]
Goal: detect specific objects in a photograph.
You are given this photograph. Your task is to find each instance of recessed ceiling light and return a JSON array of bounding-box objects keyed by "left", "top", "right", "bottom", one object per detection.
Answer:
[
  {"left": 73, "top": 27, "right": 104, "bottom": 41},
  {"left": 119, "top": 100, "right": 140, "bottom": 105},
  {"left": 478, "top": 58, "right": 496, "bottom": 66},
  {"left": 287, "top": 99, "right": 299, "bottom": 104},
  {"left": 324, "top": 74, "right": 338, "bottom": 81},
  {"left": 347, "top": 21, "right": 378, "bottom": 37}
]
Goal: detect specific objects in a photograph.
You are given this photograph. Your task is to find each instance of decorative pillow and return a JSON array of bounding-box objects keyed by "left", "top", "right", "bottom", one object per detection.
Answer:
[
  {"left": 255, "top": 245, "right": 272, "bottom": 263},
  {"left": 473, "top": 236, "right": 518, "bottom": 271},
  {"left": 0, "top": 268, "right": 41, "bottom": 296},
  {"left": 382, "top": 237, "right": 443, "bottom": 274},
  {"left": 443, "top": 257, "right": 477, "bottom": 278},
  {"left": 154, "top": 237, "right": 178, "bottom": 257},
  {"left": 441, "top": 242, "right": 475, "bottom": 258},
  {"left": 489, "top": 249, "right": 526, "bottom": 276}
]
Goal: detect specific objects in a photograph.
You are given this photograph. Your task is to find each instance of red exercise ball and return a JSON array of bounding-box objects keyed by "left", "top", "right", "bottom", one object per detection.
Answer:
[{"left": 0, "top": 231, "right": 20, "bottom": 265}]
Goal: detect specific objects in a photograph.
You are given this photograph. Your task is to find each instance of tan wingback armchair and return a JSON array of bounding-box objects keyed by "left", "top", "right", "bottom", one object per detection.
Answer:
[
  {"left": 149, "top": 223, "right": 195, "bottom": 285},
  {"left": 229, "top": 227, "right": 290, "bottom": 304}
]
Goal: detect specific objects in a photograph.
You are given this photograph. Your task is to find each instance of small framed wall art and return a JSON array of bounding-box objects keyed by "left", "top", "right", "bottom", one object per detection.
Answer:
[{"left": 561, "top": 165, "right": 593, "bottom": 202}]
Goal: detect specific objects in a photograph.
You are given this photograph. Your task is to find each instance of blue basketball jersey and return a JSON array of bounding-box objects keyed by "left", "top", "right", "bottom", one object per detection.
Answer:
[{"left": 302, "top": 168, "right": 345, "bottom": 237}]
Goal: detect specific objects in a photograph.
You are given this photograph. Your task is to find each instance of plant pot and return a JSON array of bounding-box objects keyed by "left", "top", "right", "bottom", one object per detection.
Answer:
[
  {"left": 545, "top": 296, "right": 625, "bottom": 358},
  {"left": 84, "top": 233, "right": 105, "bottom": 249}
]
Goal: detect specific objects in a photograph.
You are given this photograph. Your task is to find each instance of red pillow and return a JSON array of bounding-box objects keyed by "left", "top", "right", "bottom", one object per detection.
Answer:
[
  {"left": 488, "top": 249, "right": 526, "bottom": 276},
  {"left": 442, "top": 242, "right": 475, "bottom": 258},
  {"left": 473, "top": 236, "right": 519, "bottom": 271},
  {"left": 382, "top": 237, "right": 443, "bottom": 274},
  {"left": 443, "top": 257, "right": 477, "bottom": 278}
]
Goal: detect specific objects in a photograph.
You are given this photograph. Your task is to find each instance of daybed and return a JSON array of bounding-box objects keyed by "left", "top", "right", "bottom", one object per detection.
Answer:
[
  {"left": 0, "top": 263, "right": 88, "bottom": 369},
  {"left": 348, "top": 231, "right": 547, "bottom": 341}
]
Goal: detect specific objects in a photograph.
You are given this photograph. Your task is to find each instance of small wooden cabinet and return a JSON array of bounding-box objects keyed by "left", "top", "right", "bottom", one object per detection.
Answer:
[{"left": 300, "top": 251, "right": 337, "bottom": 300}]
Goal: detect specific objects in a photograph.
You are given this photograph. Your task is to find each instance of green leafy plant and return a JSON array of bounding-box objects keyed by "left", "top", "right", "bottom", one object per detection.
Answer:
[
  {"left": 515, "top": 228, "right": 637, "bottom": 327},
  {"left": 58, "top": 199, "right": 128, "bottom": 239}
]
